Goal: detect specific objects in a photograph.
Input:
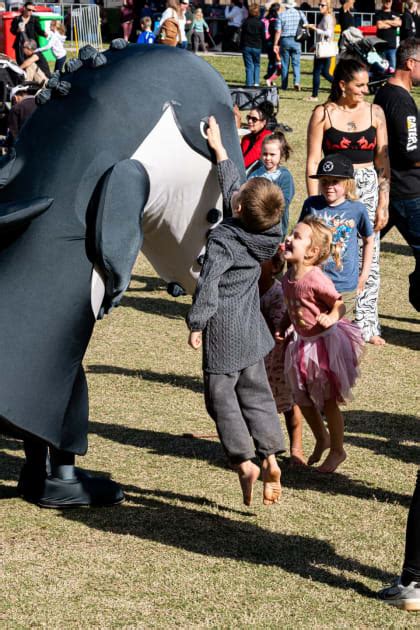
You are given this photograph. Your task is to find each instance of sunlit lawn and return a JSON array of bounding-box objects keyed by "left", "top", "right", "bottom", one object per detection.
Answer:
[{"left": 0, "top": 52, "right": 419, "bottom": 629}]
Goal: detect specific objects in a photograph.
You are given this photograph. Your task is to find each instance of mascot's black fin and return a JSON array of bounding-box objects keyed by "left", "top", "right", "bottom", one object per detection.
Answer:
[
  {"left": 109, "top": 38, "right": 128, "bottom": 50},
  {"left": 0, "top": 197, "right": 53, "bottom": 229},
  {"left": 95, "top": 159, "right": 150, "bottom": 318}
]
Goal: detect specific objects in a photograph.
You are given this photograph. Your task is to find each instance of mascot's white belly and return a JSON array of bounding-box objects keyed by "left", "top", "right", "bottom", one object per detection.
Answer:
[{"left": 131, "top": 106, "right": 223, "bottom": 295}]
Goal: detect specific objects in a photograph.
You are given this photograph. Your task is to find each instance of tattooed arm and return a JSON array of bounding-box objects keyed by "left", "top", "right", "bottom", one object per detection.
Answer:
[
  {"left": 373, "top": 104, "right": 390, "bottom": 232},
  {"left": 306, "top": 105, "right": 326, "bottom": 196}
]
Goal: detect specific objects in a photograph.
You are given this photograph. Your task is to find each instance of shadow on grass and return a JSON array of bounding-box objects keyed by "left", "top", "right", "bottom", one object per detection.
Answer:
[
  {"left": 60, "top": 483, "right": 394, "bottom": 598},
  {"left": 379, "top": 313, "right": 420, "bottom": 326},
  {"left": 87, "top": 365, "right": 203, "bottom": 394},
  {"left": 120, "top": 294, "right": 189, "bottom": 320},
  {"left": 127, "top": 274, "right": 167, "bottom": 293},
  {"left": 0, "top": 435, "right": 24, "bottom": 498},
  {"left": 89, "top": 421, "right": 412, "bottom": 506},
  {"left": 381, "top": 324, "right": 420, "bottom": 351},
  {"left": 344, "top": 410, "right": 419, "bottom": 442},
  {"left": 89, "top": 421, "right": 226, "bottom": 469},
  {"left": 343, "top": 410, "right": 420, "bottom": 466},
  {"left": 381, "top": 240, "right": 412, "bottom": 257}
]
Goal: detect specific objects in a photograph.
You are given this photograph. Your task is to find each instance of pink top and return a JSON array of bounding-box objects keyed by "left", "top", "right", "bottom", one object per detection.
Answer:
[{"left": 281, "top": 267, "right": 341, "bottom": 338}]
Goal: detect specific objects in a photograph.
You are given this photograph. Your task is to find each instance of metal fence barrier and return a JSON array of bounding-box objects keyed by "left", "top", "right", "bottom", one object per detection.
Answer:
[{"left": 70, "top": 4, "right": 102, "bottom": 53}]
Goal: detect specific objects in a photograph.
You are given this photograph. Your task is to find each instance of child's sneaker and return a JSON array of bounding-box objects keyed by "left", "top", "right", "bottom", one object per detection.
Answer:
[{"left": 378, "top": 578, "right": 420, "bottom": 611}]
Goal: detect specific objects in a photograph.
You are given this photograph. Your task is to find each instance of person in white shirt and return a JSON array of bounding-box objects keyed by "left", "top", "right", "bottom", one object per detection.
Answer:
[
  {"left": 36, "top": 20, "right": 67, "bottom": 72},
  {"left": 224, "top": 0, "right": 244, "bottom": 51}
]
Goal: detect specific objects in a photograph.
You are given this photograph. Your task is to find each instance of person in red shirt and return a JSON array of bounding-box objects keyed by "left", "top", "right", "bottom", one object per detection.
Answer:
[{"left": 241, "top": 101, "right": 275, "bottom": 171}]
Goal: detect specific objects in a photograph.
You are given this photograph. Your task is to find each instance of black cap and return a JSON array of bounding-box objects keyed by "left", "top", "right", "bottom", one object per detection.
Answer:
[{"left": 310, "top": 154, "right": 355, "bottom": 180}]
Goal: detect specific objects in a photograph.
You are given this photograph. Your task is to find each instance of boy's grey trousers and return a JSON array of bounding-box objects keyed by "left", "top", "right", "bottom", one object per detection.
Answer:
[{"left": 204, "top": 359, "right": 285, "bottom": 464}]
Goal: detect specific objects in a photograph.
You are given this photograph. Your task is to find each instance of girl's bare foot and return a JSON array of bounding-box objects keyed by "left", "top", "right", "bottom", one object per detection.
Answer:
[
  {"left": 262, "top": 455, "right": 282, "bottom": 505},
  {"left": 290, "top": 448, "right": 307, "bottom": 467},
  {"left": 307, "top": 435, "right": 331, "bottom": 466},
  {"left": 316, "top": 449, "right": 347, "bottom": 473},
  {"left": 237, "top": 461, "right": 260, "bottom": 506},
  {"left": 368, "top": 335, "right": 386, "bottom": 346}
]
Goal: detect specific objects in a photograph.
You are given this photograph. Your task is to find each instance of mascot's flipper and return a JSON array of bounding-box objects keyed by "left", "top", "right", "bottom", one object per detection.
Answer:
[
  {"left": 95, "top": 159, "right": 150, "bottom": 317},
  {"left": 0, "top": 197, "right": 53, "bottom": 229}
]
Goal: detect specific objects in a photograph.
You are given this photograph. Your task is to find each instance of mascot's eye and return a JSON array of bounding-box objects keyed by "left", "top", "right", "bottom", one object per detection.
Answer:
[
  {"left": 196, "top": 254, "right": 205, "bottom": 266},
  {"left": 200, "top": 118, "right": 209, "bottom": 140},
  {"left": 167, "top": 282, "right": 186, "bottom": 297},
  {"left": 207, "top": 208, "right": 221, "bottom": 224}
]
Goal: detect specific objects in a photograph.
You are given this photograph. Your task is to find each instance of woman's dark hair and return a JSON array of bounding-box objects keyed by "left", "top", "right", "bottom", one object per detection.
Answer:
[
  {"left": 267, "top": 2, "right": 280, "bottom": 19},
  {"left": 255, "top": 100, "right": 275, "bottom": 123},
  {"left": 328, "top": 57, "right": 368, "bottom": 103}
]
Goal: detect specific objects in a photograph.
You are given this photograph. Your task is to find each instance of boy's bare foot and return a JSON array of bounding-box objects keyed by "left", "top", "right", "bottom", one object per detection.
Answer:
[
  {"left": 237, "top": 461, "right": 260, "bottom": 506},
  {"left": 290, "top": 448, "right": 307, "bottom": 467},
  {"left": 262, "top": 456, "right": 282, "bottom": 505},
  {"left": 316, "top": 449, "right": 347, "bottom": 473},
  {"left": 307, "top": 436, "right": 330, "bottom": 466}
]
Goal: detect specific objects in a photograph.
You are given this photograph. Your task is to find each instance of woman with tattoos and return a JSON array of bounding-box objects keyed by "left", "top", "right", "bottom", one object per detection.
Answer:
[{"left": 305, "top": 58, "right": 390, "bottom": 345}]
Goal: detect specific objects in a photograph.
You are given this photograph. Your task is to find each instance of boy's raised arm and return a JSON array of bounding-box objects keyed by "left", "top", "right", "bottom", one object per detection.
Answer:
[{"left": 207, "top": 116, "right": 244, "bottom": 212}]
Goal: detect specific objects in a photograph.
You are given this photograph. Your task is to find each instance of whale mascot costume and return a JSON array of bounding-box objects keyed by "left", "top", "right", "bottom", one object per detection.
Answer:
[{"left": 0, "top": 41, "right": 245, "bottom": 507}]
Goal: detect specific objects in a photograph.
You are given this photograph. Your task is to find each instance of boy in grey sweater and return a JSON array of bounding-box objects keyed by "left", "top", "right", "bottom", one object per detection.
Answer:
[{"left": 187, "top": 117, "right": 285, "bottom": 506}]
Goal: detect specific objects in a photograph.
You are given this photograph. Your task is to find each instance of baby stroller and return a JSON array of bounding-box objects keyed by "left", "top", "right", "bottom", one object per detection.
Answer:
[{"left": 339, "top": 27, "right": 389, "bottom": 94}]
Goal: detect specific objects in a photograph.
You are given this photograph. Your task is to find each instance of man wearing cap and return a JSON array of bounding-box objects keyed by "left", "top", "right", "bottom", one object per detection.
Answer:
[
  {"left": 273, "top": 0, "right": 307, "bottom": 91},
  {"left": 374, "top": 38, "right": 420, "bottom": 312}
]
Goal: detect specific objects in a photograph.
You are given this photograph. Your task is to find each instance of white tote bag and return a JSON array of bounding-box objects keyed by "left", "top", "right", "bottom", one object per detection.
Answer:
[{"left": 316, "top": 37, "right": 338, "bottom": 58}]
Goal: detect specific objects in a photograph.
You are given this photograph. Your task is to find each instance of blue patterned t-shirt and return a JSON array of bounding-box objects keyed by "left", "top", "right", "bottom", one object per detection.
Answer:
[{"left": 300, "top": 196, "right": 373, "bottom": 293}]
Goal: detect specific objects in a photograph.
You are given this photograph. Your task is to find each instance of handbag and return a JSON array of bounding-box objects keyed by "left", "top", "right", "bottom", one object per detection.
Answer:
[
  {"left": 295, "top": 16, "right": 310, "bottom": 43},
  {"left": 157, "top": 12, "right": 181, "bottom": 47},
  {"left": 231, "top": 28, "right": 241, "bottom": 45},
  {"left": 315, "top": 38, "right": 338, "bottom": 58}
]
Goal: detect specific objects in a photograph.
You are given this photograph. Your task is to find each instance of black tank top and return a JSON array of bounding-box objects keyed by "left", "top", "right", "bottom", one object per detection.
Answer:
[{"left": 322, "top": 105, "right": 377, "bottom": 164}]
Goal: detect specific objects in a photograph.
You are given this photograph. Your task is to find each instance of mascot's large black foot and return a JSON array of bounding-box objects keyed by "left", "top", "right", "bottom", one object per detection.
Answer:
[{"left": 18, "top": 466, "right": 124, "bottom": 508}]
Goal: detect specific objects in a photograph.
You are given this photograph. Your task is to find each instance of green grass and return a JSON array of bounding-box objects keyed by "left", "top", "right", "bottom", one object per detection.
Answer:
[{"left": 1, "top": 54, "right": 419, "bottom": 629}]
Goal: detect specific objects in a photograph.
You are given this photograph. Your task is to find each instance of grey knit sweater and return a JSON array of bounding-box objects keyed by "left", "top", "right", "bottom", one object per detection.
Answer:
[{"left": 186, "top": 159, "right": 282, "bottom": 374}]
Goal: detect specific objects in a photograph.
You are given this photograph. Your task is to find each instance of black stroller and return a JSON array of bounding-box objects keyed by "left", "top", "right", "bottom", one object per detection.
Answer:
[{"left": 339, "top": 27, "right": 390, "bottom": 94}]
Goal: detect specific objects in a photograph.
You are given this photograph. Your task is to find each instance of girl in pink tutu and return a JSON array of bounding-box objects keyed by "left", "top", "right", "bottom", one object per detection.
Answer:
[{"left": 279, "top": 215, "right": 364, "bottom": 473}]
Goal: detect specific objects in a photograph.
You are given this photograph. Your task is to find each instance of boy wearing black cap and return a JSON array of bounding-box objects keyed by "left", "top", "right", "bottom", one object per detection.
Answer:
[{"left": 299, "top": 153, "right": 374, "bottom": 316}]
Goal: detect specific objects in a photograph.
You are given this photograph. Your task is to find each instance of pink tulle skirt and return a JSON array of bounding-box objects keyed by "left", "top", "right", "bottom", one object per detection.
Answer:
[{"left": 284, "top": 319, "right": 364, "bottom": 409}]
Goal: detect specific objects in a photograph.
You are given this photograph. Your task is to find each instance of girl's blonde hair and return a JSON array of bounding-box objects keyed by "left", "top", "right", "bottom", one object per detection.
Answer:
[
  {"left": 302, "top": 215, "right": 341, "bottom": 268},
  {"left": 342, "top": 178, "right": 358, "bottom": 201},
  {"left": 50, "top": 20, "right": 65, "bottom": 35},
  {"left": 194, "top": 8, "right": 203, "bottom": 17},
  {"left": 323, "top": 0, "right": 335, "bottom": 16},
  {"left": 248, "top": 3, "right": 260, "bottom": 17}
]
